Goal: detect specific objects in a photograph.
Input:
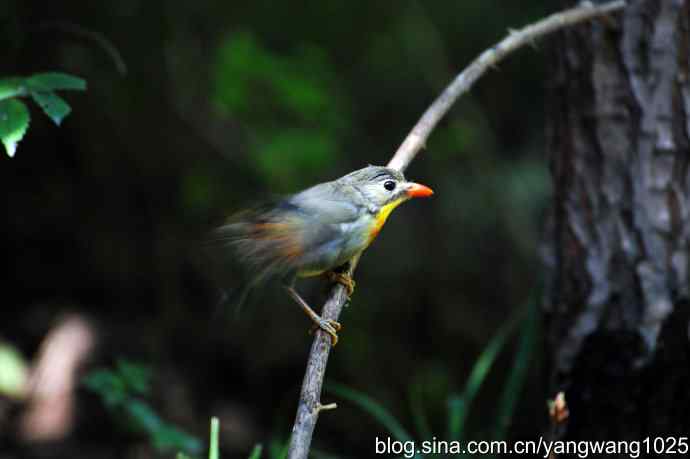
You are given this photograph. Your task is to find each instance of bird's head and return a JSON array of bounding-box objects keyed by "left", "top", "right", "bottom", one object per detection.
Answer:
[{"left": 341, "top": 165, "right": 433, "bottom": 210}]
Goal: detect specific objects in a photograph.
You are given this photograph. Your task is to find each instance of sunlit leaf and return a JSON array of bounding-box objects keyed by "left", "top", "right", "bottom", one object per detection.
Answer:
[
  {"left": 0, "top": 98, "right": 30, "bottom": 157},
  {"left": 31, "top": 91, "right": 71, "bottom": 126},
  {"left": 0, "top": 342, "right": 29, "bottom": 399}
]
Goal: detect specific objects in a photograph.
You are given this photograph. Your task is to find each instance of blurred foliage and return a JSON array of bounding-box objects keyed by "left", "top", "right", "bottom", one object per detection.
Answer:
[
  {"left": 0, "top": 72, "right": 85, "bottom": 156},
  {"left": 213, "top": 32, "right": 350, "bottom": 190},
  {"left": 83, "top": 360, "right": 202, "bottom": 455},
  {"left": 0, "top": 341, "right": 29, "bottom": 399}
]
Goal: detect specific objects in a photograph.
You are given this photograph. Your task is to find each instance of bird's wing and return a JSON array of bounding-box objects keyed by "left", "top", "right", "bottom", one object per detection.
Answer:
[
  {"left": 284, "top": 183, "right": 363, "bottom": 267},
  {"left": 214, "top": 182, "right": 363, "bottom": 281},
  {"left": 288, "top": 182, "right": 362, "bottom": 226}
]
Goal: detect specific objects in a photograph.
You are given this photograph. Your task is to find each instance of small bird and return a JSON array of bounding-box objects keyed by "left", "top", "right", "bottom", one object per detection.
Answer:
[{"left": 214, "top": 165, "right": 433, "bottom": 345}]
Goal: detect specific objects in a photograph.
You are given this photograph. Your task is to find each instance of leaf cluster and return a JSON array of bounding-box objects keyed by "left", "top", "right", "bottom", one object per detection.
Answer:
[
  {"left": 0, "top": 72, "right": 86, "bottom": 157},
  {"left": 83, "top": 359, "right": 202, "bottom": 455}
]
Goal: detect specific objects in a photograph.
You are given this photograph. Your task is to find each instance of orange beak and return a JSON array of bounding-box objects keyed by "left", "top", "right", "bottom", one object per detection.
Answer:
[{"left": 405, "top": 182, "right": 434, "bottom": 198}]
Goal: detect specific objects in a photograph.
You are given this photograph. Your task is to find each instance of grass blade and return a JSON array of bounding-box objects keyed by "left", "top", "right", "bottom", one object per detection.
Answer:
[
  {"left": 491, "top": 300, "right": 538, "bottom": 442},
  {"left": 450, "top": 306, "right": 527, "bottom": 441},
  {"left": 327, "top": 383, "right": 413, "bottom": 443},
  {"left": 446, "top": 394, "right": 464, "bottom": 441},
  {"left": 248, "top": 443, "right": 263, "bottom": 459},
  {"left": 408, "top": 387, "right": 433, "bottom": 440}
]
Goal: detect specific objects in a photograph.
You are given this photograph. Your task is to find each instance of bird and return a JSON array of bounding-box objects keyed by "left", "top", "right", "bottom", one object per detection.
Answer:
[{"left": 213, "top": 165, "right": 433, "bottom": 346}]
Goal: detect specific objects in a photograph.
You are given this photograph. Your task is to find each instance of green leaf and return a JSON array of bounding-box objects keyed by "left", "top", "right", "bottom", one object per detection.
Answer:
[
  {"left": 25, "top": 72, "right": 86, "bottom": 92},
  {"left": 0, "top": 77, "right": 27, "bottom": 100},
  {"left": 152, "top": 424, "right": 203, "bottom": 455},
  {"left": 31, "top": 91, "right": 71, "bottom": 126},
  {"left": 126, "top": 400, "right": 202, "bottom": 454},
  {"left": 126, "top": 399, "right": 164, "bottom": 432},
  {"left": 209, "top": 417, "right": 220, "bottom": 459},
  {"left": 0, "top": 99, "right": 30, "bottom": 157},
  {"left": 84, "top": 360, "right": 201, "bottom": 456},
  {"left": 247, "top": 443, "right": 263, "bottom": 459},
  {"left": 116, "top": 359, "right": 151, "bottom": 395},
  {"left": 82, "top": 369, "right": 128, "bottom": 406}
]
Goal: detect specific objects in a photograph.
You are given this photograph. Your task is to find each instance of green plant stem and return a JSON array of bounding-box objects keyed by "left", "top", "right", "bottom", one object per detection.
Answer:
[{"left": 210, "top": 417, "right": 220, "bottom": 459}]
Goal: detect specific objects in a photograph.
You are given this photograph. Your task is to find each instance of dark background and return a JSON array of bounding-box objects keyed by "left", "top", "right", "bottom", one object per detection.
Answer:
[{"left": 1, "top": 1, "right": 552, "bottom": 457}]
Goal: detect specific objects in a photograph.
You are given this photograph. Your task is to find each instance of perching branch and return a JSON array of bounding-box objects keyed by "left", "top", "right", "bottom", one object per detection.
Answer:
[{"left": 286, "top": 2, "right": 626, "bottom": 458}]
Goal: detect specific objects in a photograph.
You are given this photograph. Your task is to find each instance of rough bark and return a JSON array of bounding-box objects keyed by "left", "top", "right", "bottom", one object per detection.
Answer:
[{"left": 545, "top": 0, "right": 690, "bottom": 446}]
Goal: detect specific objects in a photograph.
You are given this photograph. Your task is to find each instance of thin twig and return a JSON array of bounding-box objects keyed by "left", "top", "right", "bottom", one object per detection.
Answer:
[
  {"left": 387, "top": 0, "right": 626, "bottom": 172},
  {"left": 286, "top": 2, "right": 626, "bottom": 458}
]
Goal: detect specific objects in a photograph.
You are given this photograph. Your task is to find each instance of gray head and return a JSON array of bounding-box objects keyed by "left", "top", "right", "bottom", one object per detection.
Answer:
[{"left": 338, "top": 165, "right": 432, "bottom": 208}]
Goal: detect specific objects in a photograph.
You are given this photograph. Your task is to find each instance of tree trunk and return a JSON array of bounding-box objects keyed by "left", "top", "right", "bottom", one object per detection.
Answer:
[{"left": 545, "top": 0, "right": 690, "bottom": 448}]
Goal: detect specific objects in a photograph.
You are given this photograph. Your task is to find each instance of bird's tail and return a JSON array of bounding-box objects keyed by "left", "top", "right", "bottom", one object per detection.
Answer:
[
  {"left": 206, "top": 214, "right": 278, "bottom": 319},
  {"left": 211, "top": 206, "right": 303, "bottom": 281}
]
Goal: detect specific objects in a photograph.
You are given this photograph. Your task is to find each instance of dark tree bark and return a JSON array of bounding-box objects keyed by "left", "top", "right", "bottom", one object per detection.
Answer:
[{"left": 545, "top": 0, "right": 690, "bottom": 448}]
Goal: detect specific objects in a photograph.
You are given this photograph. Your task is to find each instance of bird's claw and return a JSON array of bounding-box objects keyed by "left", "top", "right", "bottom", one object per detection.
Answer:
[
  {"left": 327, "top": 271, "right": 356, "bottom": 297},
  {"left": 309, "top": 318, "right": 342, "bottom": 346}
]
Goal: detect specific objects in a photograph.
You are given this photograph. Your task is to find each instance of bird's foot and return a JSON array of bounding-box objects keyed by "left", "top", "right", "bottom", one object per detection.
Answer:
[
  {"left": 326, "top": 271, "right": 356, "bottom": 297},
  {"left": 309, "top": 318, "right": 342, "bottom": 346}
]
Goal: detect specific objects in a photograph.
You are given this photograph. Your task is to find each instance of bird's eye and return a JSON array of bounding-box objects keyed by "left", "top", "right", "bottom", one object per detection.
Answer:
[{"left": 383, "top": 180, "right": 396, "bottom": 191}]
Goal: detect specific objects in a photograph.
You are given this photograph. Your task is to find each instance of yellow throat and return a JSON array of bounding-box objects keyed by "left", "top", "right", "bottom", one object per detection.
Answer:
[{"left": 368, "top": 197, "right": 406, "bottom": 244}]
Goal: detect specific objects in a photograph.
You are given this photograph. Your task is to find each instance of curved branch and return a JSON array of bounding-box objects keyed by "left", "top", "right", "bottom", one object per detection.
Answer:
[
  {"left": 387, "top": 0, "right": 626, "bottom": 172},
  {"left": 286, "top": 2, "right": 626, "bottom": 458}
]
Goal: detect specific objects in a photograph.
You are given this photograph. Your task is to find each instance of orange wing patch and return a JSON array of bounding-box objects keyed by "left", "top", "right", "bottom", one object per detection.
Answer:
[{"left": 251, "top": 222, "right": 304, "bottom": 260}]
